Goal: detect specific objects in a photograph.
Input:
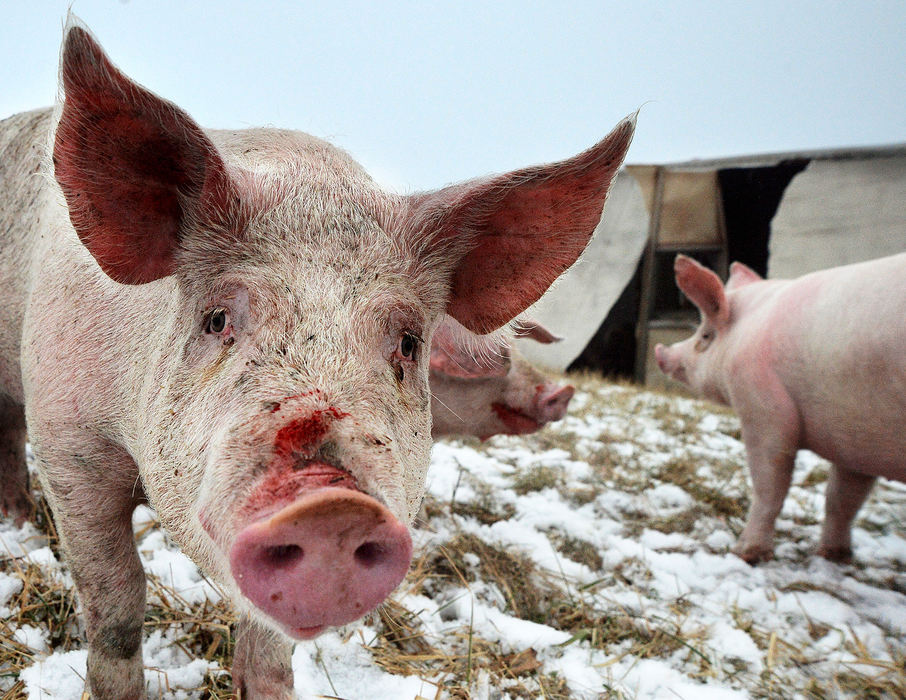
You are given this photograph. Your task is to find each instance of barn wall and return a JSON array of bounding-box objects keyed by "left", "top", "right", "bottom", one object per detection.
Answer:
[{"left": 769, "top": 156, "right": 906, "bottom": 278}]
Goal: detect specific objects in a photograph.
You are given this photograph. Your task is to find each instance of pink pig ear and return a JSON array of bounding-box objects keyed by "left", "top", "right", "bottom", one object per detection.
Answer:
[
  {"left": 512, "top": 318, "right": 562, "bottom": 344},
  {"left": 726, "top": 261, "right": 762, "bottom": 291},
  {"left": 429, "top": 345, "right": 509, "bottom": 379},
  {"left": 429, "top": 317, "right": 510, "bottom": 378},
  {"left": 409, "top": 116, "right": 635, "bottom": 334},
  {"left": 674, "top": 255, "right": 729, "bottom": 326},
  {"left": 53, "top": 23, "right": 238, "bottom": 284}
]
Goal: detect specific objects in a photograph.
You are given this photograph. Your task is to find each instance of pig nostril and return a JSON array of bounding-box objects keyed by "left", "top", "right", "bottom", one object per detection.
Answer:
[
  {"left": 262, "top": 543, "right": 304, "bottom": 568},
  {"left": 354, "top": 541, "right": 386, "bottom": 569}
]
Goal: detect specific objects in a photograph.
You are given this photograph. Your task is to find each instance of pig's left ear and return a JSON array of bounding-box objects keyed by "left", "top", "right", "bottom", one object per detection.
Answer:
[
  {"left": 674, "top": 255, "right": 730, "bottom": 326},
  {"left": 408, "top": 116, "right": 635, "bottom": 334}
]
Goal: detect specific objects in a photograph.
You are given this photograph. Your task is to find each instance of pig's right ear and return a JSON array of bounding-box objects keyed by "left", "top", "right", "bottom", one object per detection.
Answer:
[
  {"left": 53, "top": 24, "right": 238, "bottom": 284},
  {"left": 408, "top": 116, "right": 635, "bottom": 334},
  {"left": 513, "top": 319, "right": 562, "bottom": 344},
  {"left": 674, "top": 255, "right": 729, "bottom": 326},
  {"left": 726, "top": 261, "right": 762, "bottom": 291},
  {"left": 429, "top": 316, "right": 509, "bottom": 378}
]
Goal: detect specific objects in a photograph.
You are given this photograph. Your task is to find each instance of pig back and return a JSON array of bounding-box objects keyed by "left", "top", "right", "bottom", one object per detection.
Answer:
[
  {"left": 0, "top": 109, "right": 56, "bottom": 404},
  {"left": 765, "top": 254, "right": 906, "bottom": 478}
]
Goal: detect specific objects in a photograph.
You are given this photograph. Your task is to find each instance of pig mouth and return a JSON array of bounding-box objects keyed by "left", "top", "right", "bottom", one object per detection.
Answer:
[
  {"left": 292, "top": 624, "right": 327, "bottom": 640},
  {"left": 491, "top": 402, "right": 542, "bottom": 436}
]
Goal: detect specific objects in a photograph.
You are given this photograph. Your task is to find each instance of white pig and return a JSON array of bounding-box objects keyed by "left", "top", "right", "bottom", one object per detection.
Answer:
[
  {"left": 429, "top": 316, "right": 574, "bottom": 439},
  {"left": 0, "top": 19, "right": 634, "bottom": 699},
  {"left": 655, "top": 253, "right": 906, "bottom": 564}
]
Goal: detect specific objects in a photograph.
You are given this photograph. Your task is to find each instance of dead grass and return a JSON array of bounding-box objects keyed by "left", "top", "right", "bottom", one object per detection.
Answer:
[
  {"left": 0, "top": 487, "right": 78, "bottom": 693},
  {"left": 365, "top": 557, "right": 575, "bottom": 699},
  {"left": 800, "top": 465, "right": 829, "bottom": 487},
  {"left": 634, "top": 505, "right": 710, "bottom": 537},
  {"left": 448, "top": 475, "right": 516, "bottom": 526},
  {"left": 0, "top": 560, "right": 78, "bottom": 691},
  {"left": 511, "top": 465, "right": 562, "bottom": 496},
  {"left": 657, "top": 457, "right": 749, "bottom": 520},
  {"left": 425, "top": 534, "right": 547, "bottom": 623},
  {"left": 548, "top": 534, "right": 603, "bottom": 571}
]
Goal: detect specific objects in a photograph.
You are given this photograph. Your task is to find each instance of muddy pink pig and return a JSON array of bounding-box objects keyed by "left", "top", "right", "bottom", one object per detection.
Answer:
[
  {"left": 655, "top": 254, "right": 906, "bottom": 564},
  {"left": 430, "top": 316, "right": 574, "bottom": 439},
  {"left": 0, "top": 20, "right": 634, "bottom": 699}
]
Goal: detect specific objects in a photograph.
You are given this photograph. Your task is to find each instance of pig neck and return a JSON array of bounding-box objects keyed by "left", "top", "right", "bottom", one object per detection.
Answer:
[{"left": 712, "top": 282, "right": 790, "bottom": 407}]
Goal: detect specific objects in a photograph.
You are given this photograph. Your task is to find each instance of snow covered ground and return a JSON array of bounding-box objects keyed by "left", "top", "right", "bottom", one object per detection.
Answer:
[{"left": 1, "top": 376, "right": 904, "bottom": 698}]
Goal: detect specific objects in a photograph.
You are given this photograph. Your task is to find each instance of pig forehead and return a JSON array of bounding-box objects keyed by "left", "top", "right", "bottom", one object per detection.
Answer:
[
  {"left": 237, "top": 200, "right": 448, "bottom": 319},
  {"left": 280, "top": 271, "right": 424, "bottom": 320},
  {"left": 249, "top": 188, "right": 395, "bottom": 252},
  {"left": 198, "top": 259, "right": 429, "bottom": 332},
  {"left": 215, "top": 127, "right": 396, "bottom": 229},
  {"left": 213, "top": 127, "right": 364, "bottom": 175}
]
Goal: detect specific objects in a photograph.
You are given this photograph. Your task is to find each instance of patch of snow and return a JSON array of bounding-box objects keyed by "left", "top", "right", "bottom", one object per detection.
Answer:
[
  {"left": 0, "top": 571, "right": 23, "bottom": 610},
  {"left": 14, "top": 624, "right": 49, "bottom": 654},
  {"left": 22, "top": 650, "right": 88, "bottom": 700}
]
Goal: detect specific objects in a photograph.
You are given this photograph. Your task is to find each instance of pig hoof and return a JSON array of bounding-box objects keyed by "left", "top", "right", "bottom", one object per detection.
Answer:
[
  {"left": 732, "top": 543, "right": 773, "bottom": 565},
  {"left": 817, "top": 545, "right": 853, "bottom": 564},
  {"left": 1, "top": 491, "right": 34, "bottom": 527}
]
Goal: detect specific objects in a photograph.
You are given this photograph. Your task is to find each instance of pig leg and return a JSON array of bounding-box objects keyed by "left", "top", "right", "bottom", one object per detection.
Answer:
[
  {"left": 816, "top": 464, "right": 875, "bottom": 562},
  {"left": 232, "top": 614, "right": 294, "bottom": 699},
  {"left": 0, "top": 395, "right": 32, "bottom": 525},
  {"left": 733, "top": 401, "right": 800, "bottom": 563},
  {"left": 734, "top": 446, "right": 796, "bottom": 563},
  {"left": 36, "top": 443, "right": 146, "bottom": 699}
]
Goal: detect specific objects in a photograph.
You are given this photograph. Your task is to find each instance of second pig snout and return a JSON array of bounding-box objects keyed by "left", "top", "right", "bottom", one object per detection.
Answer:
[{"left": 535, "top": 384, "right": 575, "bottom": 423}]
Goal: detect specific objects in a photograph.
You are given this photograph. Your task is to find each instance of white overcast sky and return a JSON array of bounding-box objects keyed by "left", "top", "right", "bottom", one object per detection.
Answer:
[{"left": 3, "top": 1, "right": 904, "bottom": 191}]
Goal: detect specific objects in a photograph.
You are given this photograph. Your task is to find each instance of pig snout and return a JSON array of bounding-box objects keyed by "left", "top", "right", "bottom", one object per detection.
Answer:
[
  {"left": 655, "top": 344, "right": 687, "bottom": 384},
  {"left": 535, "top": 384, "right": 574, "bottom": 423},
  {"left": 654, "top": 344, "right": 668, "bottom": 373},
  {"left": 230, "top": 487, "right": 412, "bottom": 640},
  {"left": 489, "top": 382, "right": 574, "bottom": 437}
]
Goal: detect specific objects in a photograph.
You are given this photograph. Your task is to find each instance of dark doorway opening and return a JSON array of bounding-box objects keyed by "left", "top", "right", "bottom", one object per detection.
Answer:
[{"left": 718, "top": 159, "right": 808, "bottom": 276}]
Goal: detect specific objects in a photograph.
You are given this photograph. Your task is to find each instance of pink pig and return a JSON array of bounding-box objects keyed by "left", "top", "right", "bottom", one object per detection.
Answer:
[
  {"left": 0, "top": 20, "right": 633, "bottom": 699},
  {"left": 429, "top": 316, "right": 575, "bottom": 439},
  {"left": 655, "top": 253, "right": 906, "bottom": 564}
]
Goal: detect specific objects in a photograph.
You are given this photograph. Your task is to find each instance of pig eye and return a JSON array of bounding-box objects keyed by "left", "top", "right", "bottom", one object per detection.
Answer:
[
  {"left": 695, "top": 329, "right": 714, "bottom": 352},
  {"left": 396, "top": 332, "right": 421, "bottom": 363},
  {"left": 205, "top": 308, "right": 229, "bottom": 334}
]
